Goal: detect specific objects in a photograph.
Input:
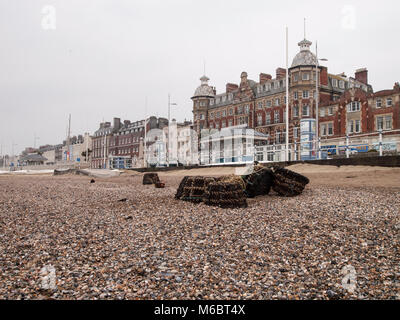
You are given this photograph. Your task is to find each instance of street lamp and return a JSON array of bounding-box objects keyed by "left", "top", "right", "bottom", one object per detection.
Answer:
[
  {"left": 315, "top": 41, "right": 328, "bottom": 160},
  {"left": 11, "top": 142, "right": 17, "bottom": 168},
  {"left": 34, "top": 133, "right": 40, "bottom": 149},
  {"left": 167, "top": 94, "right": 177, "bottom": 167}
]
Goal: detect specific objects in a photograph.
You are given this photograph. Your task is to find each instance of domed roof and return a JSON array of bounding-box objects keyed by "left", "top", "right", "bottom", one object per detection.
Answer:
[
  {"left": 291, "top": 39, "right": 318, "bottom": 68},
  {"left": 192, "top": 75, "right": 215, "bottom": 98}
]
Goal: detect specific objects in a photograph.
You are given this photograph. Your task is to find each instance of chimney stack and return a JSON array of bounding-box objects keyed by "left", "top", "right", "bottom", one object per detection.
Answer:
[
  {"left": 355, "top": 68, "right": 368, "bottom": 85},
  {"left": 113, "top": 118, "right": 121, "bottom": 132},
  {"left": 276, "top": 68, "right": 286, "bottom": 79},
  {"left": 320, "top": 66, "right": 328, "bottom": 86},
  {"left": 259, "top": 73, "right": 272, "bottom": 84},
  {"left": 226, "top": 83, "right": 239, "bottom": 93}
]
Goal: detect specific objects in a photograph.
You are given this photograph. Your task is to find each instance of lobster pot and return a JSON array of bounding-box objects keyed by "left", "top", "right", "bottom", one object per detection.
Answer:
[
  {"left": 203, "top": 181, "right": 248, "bottom": 209},
  {"left": 181, "top": 176, "right": 217, "bottom": 203},
  {"left": 241, "top": 166, "right": 274, "bottom": 198},
  {"left": 272, "top": 167, "right": 310, "bottom": 197},
  {"left": 175, "top": 176, "right": 190, "bottom": 199},
  {"left": 218, "top": 175, "right": 246, "bottom": 191},
  {"left": 143, "top": 173, "right": 160, "bottom": 185}
]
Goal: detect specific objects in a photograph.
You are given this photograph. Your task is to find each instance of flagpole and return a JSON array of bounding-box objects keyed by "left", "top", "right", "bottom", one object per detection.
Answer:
[{"left": 285, "top": 26, "right": 289, "bottom": 162}]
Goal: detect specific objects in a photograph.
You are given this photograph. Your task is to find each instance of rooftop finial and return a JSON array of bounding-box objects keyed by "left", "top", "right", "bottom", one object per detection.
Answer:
[{"left": 304, "top": 17, "right": 306, "bottom": 39}]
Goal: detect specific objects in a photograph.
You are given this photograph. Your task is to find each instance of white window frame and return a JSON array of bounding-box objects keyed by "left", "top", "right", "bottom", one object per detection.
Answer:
[
  {"left": 302, "top": 105, "right": 310, "bottom": 116},
  {"left": 293, "top": 105, "right": 299, "bottom": 118},
  {"left": 321, "top": 124, "right": 327, "bottom": 136},
  {"left": 274, "top": 110, "right": 280, "bottom": 123},
  {"left": 328, "top": 123, "right": 333, "bottom": 136},
  {"left": 355, "top": 120, "right": 361, "bottom": 133},
  {"left": 385, "top": 116, "right": 392, "bottom": 130}
]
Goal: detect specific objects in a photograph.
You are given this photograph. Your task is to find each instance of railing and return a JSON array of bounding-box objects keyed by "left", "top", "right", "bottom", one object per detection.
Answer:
[
  {"left": 199, "top": 129, "right": 400, "bottom": 165},
  {"left": 255, "top": 129, "right": 400, "bottom": 163},
  {"left": 4, "top": 161, "right": 90, "bottom": 172}
]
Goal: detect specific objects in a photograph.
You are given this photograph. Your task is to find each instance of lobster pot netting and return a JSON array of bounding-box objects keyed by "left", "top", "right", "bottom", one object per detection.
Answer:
[
  {"left": 143, "top": 173, "right": 160, "bottom": 185},
  {"left": 175, "top": 176, "right": 190, "bottom": 199},
  {"left": 180, "top": 176, "right": 217, "bottom": 203},
  {"left": 272, "top": 167, "right": 310, "bottom": 197},
  {"left": 241, "top": 166, "right": 274, "bottom": 198},
  {"left": 203, "top": 181, "right": 248, "bottom": 209}
]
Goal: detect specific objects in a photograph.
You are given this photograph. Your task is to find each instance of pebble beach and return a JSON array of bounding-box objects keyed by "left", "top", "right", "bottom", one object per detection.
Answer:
[{"left": 0, "top": 166, "right": 399, "bottom": 300}]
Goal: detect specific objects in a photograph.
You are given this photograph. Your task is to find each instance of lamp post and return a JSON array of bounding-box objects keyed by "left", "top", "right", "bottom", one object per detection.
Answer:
[
  {"left": 11, "top": 142, "right": 17, "bottom": 169},
  {"left": 167, "top": 94, "right": 177, "bottom": 167},
  {"left": 143, "top": 117, "right": 149, "bottom": 168},
  {"left": 315, "top": 41, "right": 328, "bottom": 160},
  {"left": 34, "top": 133, "right": 40, "bottom": 149}
]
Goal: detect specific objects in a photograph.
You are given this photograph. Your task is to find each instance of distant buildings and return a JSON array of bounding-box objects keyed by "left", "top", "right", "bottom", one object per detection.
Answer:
[
  {"left": 91, "top": 116, "right": 171, "bottom": 169},
  {"left": 9, "top": 35, "right": 399, "bottom": 168},
  {"left": 191, "top": 36, "right": 400, "bottom": 161}
]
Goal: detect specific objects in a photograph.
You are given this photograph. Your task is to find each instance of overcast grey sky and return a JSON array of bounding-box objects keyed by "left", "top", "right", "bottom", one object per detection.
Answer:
[{"left": 0, "top": 0, "right": 399, "bottom": 154}]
